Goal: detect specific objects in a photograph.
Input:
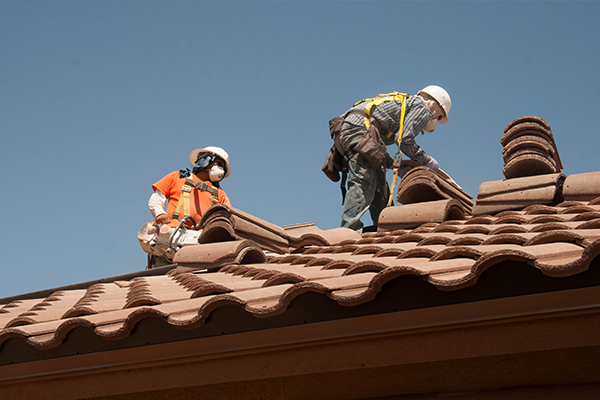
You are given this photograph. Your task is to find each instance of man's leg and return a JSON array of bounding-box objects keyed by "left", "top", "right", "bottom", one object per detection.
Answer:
[
  {"left": 339, "top": 153, "right": 377, "bottom": 232},
  {"left": 368, "top": 165, "right": 389, "bottom": 227}
]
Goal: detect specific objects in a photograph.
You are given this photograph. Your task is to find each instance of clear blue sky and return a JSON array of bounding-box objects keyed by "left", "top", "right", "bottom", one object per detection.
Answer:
[{"left": 1, "top": 1, "right": 599, "bottom": 298}]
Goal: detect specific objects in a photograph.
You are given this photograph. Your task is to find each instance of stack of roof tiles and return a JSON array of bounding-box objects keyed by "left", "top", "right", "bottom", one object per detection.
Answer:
[
  {"left": 473, "top": 116, "right": 568, "bottom": 216},
  {"left": 501, "top": 116, "right": 563, "bottom": 179},
  {"left": 371, "top": 160, "right": 475, "bottom": 231},
  {"left": 395, "top": 164, "right": 474, "bottom": 213},
  {"left": 188, "top": 205, "right": 362, "bottom": 256}
]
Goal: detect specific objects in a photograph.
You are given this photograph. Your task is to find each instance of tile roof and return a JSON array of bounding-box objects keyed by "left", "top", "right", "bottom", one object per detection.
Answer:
[{"left": 2, "top": 115, "right": 600, "bottom": 363}]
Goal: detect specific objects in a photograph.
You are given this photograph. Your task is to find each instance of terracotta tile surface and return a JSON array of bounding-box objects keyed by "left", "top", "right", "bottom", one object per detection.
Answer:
[
  {"left": 2, "top": 115, "right": 600, "bottom": 358},
  {"left": 3, "top": 194, "right": 600, "bottom": 352}
]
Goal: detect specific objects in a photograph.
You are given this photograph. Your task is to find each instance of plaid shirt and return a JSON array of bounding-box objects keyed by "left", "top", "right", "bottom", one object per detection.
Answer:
[{"left": 344, "top": 94, "right": 433, "bottom": 165}]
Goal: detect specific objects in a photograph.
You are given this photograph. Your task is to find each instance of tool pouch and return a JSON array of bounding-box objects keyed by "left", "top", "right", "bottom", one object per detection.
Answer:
[
  {"left": 323, "top": 110, "right": 370, "bottom": 182},
  {"left": 354, "top": 118, "right": 392, "bottom": 170},
  {"left": 322, "top": 143, "right": 344, "bottom": 182},
  {"left": 323, "top": 114, "right": 350, "bottom": 182},
  {"left": 329, "top": 116, "right": 345, "bottom": 139}
]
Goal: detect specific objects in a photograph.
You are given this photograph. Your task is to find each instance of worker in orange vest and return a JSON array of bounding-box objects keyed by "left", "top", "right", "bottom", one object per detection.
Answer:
[{"left": 149, "top": 146, "right": 232, "bottom": 228}]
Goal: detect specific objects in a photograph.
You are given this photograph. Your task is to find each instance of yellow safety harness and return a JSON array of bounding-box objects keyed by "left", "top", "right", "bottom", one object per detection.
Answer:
[
  {"left": 172, "top": 178, "right": 219, "bottom": 220},
  {"left": 355, "top": 92, "right": 408, "bottom": 207}
]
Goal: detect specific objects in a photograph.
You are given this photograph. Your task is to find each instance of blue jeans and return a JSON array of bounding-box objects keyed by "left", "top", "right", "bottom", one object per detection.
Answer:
[{"left": 338, "top": 123, "right": 388, "bottom": 232}]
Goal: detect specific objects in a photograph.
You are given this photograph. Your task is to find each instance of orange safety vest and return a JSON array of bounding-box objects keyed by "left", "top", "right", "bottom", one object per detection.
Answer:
[{"left": 152, "top": 171, "right": 230, "bottom": 222}]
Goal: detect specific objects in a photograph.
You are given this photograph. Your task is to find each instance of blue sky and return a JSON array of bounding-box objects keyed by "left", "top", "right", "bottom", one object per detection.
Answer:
[{"left": 1, "top": 1, "right": 599, "bottom": 298}]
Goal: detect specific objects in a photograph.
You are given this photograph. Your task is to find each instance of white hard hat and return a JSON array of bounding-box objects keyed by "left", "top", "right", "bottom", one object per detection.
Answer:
[
  {"left": 189, "top": 146, "right": 231, "bottom": 178},
  {"left": 418, "top": 85, "right": 452, "bottom": 124}
]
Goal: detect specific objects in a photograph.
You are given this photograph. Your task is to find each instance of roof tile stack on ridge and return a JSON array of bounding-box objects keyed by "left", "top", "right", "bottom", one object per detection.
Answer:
[
  {"left": 395, "top": 161, "right": 474, "bottom": 213},
  {"left": 195, "top": 205, "right": 361, "bottom": 255},
  {"left": 501, "top": 116, "right": 563, "bottom": 179},
  {"left": 473, "top": 115, "right": 599, "bottom": 216},
  {"left": 374, "top": 161, "right": 473, "bottom": 231},
  {"left": 3, "top": 195, "right": 600, "bottom": 351},
  {"left": 198, "top": 205, "right": 292, "bottom": 253}
]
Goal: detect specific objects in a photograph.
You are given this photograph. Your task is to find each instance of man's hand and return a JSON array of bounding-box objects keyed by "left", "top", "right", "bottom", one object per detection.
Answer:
[
  {"left": 425, "top": 157, "right": 440, "bottom": 172},
  {"left": 155, "top": 214, "right": 170, "bottom": 224}
]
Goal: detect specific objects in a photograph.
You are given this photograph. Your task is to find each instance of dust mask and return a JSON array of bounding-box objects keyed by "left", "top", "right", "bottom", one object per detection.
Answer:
[
  {"left": 208, "top": 165, "right": 225, "bottom": 182},
  {"left": 423, "top": 118, "right": 438, "bottom": 133}
]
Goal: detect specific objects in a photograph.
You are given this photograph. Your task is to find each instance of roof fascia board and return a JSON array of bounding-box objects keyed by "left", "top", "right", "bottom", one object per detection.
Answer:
[{"left": 2, "top": 285, "right": 599, "bottom": 384}]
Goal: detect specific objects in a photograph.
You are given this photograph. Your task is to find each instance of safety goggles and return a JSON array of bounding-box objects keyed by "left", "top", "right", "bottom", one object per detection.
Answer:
[{"left": 196, "top": 154, "right": 226, "bottom": 169}]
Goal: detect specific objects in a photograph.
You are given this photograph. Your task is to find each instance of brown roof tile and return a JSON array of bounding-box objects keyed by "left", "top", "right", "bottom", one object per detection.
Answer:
[
  {"left": 503, "top": 115, "right": 552, "bottom": 133},
  {"left": 379, "top": 199, "right": 467, "bottom": 230},
  {"left": 563, "top": 172, "right": 600, "bottom": 202},
  {"left": 172, "top": 239, "right": 267, "bottom": 268},
  {"left": 473, "top": 173, "right": 565, "bottom": 215}
]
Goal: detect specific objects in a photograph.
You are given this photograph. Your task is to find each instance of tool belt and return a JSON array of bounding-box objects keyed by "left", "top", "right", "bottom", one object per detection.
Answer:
[
  {"left": 354, "top": 117, "right": 394, "bottom": 170},
  {"left": 322, "top": 112, "right": 392, "bottom": 177},
  {"left": 322, "top": 111, "right": 392, "bottom": 204}
]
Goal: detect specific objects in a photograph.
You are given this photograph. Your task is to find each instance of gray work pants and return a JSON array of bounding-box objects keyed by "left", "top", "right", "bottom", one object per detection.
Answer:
[{"left": 338, "top": 123, "right": 388, "bottom": 232}]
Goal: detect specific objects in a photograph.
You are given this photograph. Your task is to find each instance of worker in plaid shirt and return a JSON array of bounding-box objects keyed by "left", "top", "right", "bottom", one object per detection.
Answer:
[{"left": 336, "top": 85, "right": 452, "bottom": 232}]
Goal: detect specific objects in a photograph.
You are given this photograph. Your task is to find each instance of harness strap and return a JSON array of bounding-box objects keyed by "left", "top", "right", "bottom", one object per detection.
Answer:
[
  {"left": 356, "top": 92, "right": 409, "bottom": 138},
  {"left": 172, "top": 180, "right": 193, "bottom": 220},
  {"left": 172, "top": 178, "right": 219, "bottom": 220},
  {"left": 184, "top": 178, "right": 219, "bottom": 205},
  {"left": 387, "top": 94, "right": 408, "bottom": 207}
]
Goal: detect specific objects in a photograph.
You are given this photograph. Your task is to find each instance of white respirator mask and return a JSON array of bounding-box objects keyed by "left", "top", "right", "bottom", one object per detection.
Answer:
[
  {"left": 208, "top": 165, "right": 225, "bottom": 182},
  {"left": 423, "top": 117, "right": 438, "bottom": 133}
]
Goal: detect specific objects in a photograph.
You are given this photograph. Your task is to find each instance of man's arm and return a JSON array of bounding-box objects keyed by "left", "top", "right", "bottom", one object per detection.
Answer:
[
  {"left": 399, "top": 99, "right": 433, "bottom": 165},
  {"left": 148, "top": 190, "right": 169, "bottom": 223}
]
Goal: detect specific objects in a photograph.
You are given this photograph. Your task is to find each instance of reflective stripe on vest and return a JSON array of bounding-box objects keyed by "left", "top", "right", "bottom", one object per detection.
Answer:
[{"left": 172, "top": 181, "right": 192, "bottom": 220}]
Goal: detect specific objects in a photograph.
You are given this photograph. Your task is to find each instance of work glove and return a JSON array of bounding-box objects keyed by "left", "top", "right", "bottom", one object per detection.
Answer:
[
  {"left": 155, "top": 214, "right": 170, "bottom": 225},
  {"left": 425, "top": 157, "right": 440, "bottom": 173}
]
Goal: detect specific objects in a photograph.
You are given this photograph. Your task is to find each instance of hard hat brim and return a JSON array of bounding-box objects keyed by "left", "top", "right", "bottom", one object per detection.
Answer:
[{"left": 189, "top": 148, "right": 231, "bottom": 178}]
